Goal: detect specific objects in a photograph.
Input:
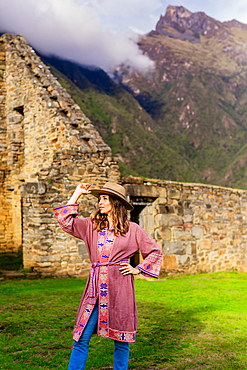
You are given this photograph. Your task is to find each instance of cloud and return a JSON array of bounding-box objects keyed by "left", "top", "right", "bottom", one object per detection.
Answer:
[
  {"left": 2, "top": 0, "right": 247, "bottom": 74},
  {"left": 0, "top": 0, "right": 155, "bottom": 72}
]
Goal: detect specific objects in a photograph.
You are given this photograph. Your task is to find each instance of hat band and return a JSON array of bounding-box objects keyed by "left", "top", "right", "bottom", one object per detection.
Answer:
[{"left": 102, "top": 187, "right": 126, "bottom": 200}]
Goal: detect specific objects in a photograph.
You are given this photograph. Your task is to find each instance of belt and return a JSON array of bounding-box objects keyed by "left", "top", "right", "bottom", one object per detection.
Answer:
[{"left": 88, "top": 259, "right": 128, "bottom": 304}]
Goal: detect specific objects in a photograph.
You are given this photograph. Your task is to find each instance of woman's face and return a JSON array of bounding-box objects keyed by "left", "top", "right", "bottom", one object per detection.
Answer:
[{"left": 98, "top": 194, "right": 112, "bottom": 215}]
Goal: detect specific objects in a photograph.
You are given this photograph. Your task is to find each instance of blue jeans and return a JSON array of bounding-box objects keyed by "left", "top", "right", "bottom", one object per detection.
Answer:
[{"left": 68, "top": 301, "right": 129, "bottom": 370}]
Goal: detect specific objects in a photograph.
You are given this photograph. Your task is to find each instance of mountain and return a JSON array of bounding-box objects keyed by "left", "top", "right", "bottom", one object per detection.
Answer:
[
  {"left": 42, "top": 56, "right": 202, "bottom": 182},
  {"left": 117, "top": 6, "right": 247, "bottom": 189},
  {"left": 43, "top": 6, "right": 247, "bottom": 189}
]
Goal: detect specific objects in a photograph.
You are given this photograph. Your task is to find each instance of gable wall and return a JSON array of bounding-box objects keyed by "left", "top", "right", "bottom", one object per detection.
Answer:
[{"left": 0, "top": 34, "right": 119, "bottom": 276}]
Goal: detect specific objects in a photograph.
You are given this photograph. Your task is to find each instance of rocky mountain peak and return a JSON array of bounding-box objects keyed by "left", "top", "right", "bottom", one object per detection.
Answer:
[
  {"left": 156, "top": 5, "right": 226, "bottom": 43},
  {"left": 223, "top": 19, "right": 247, "bottom": 31},
  {"left": 165, "top": 5, "right": 193, "bottom": 21}
]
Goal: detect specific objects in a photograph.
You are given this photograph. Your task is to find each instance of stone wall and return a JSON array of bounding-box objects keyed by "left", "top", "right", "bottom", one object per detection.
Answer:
[
  {"left": 0, "top": 34, "right": 119, "bottom": 275},
  {"left": 0, "top": 37, "right": 6, "bottom": 247},
  {"left": 123, "top": 177, "right": 247, "bottom": 273},
  {"left": 0, "top": 36, "right": 16, "bottom": 252}
]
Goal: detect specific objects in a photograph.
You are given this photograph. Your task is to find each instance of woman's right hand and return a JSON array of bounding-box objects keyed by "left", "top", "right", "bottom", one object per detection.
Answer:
[
  {"left": 67, "top": 183, "right": 91, "bottom": 205},
  {"left": 78, "top": 183, "right": 91, "bottom": 195}
]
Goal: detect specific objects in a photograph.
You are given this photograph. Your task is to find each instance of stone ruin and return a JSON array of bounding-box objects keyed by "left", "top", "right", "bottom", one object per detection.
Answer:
[
  {"left": 0, "top": 33, "right": 119, "bottom": 276},
  {"left": 1, "top": 34, "right": 247, "bottom": 276},
  {"left": 123, "top": 177, "right": 247, "bottom": 273}
]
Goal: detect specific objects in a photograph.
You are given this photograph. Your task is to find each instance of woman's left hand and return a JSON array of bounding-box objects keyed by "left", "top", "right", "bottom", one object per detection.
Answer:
[{"left": 119, "top": 262, "right": 140, "bottom": 276}]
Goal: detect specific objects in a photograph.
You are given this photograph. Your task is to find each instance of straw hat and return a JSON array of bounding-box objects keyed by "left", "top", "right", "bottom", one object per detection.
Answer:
[{"left": 90, "top": 182, "right": 133, "bottom": 210}]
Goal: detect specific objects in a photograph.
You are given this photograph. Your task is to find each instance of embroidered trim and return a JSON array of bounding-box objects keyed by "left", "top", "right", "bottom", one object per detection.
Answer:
[
  {"left": 97, "top": 230, "right": 115, "bottom": 339},
  {"left": 109, "top": 328, "right": 136, "bottom": 343},
  {"left": 74, "top": 228, "right": 116, "bottom": 341},
  {"left": 136, "top": 251, "right": 162, "bottom": 278},
  {"left": 54, "top": 204, "right": 79, "bottom": 228},
  {"left": 53, "top": 204, "right": 78, "bottom": 210},
  {"left": 73, "top": 303, "right": 94, "bottom": 342}
]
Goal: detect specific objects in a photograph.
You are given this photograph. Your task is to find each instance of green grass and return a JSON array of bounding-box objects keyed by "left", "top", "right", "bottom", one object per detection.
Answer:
[{"left": 1, "top": 272, "right": 247, "bottom": 369}]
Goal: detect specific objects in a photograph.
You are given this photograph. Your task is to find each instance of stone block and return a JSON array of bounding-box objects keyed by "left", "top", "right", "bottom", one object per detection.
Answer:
[
  {"left": 2, "top": 271, "right": 25, "bottom": 279},
  {"left": 203, "top": 212, "right": 214, "bottom": 221},
  {"left": 183, "top": 214, "right": 193, "bottom": 223},
  {"left": 163, "top": 241, "right": 185, "bottom": 255},
  {"left": 172, "top": 227, "right": 191, "bottom": 240},
  {"left": 192, "top": 226, "right": 204, "bottom": 239},
  {"left": 156, "top": 214, "right": 183, "bottom": 227},
  {"left": 155, "top": 227, "right": 171, "bottom": 241},
  {"left": 145, "top": 214, "right": 154, "bottom": 229},
  {"left": 184, "top": 207, "right": 193, "bottom": 215},
  {"left": 159, "top": 188, "right": 167, "bottom": 198},
  {"left": 178, "top": 255, "right": 190, "bottom": 266},
  {"left": 168, "top": 188, "right": 180, "bottom": 200},
  {"left": 124, "top": 184, "right": 159, "bottom": 197},
  {"left": 177, "top": 205, "right": 183, "bottom": 215},
  {"left": 36, "top": 262, "right": 52, "bottom": 267},
  {"left": 78, "top": 242, "right": 88, "bottom": 258},
  {"left": 76, "top": 269, "right": 90, "bottom": 278},
  {"left": 186, "top": 243, "right": 192, "bottom": 255},
  {"left": 181, "top": 191, "right": 191, "bottom": 200},
  {"left": 217, "top": 249, "right": 226, "bottom": 256},
  {"left": 184, "top": 223, "right": 193, "bottom": 228},
  {"left": 162, "top": 254, "right": 178, "bottom": 270},
  {"left": 154, "top": 197, "right": 167, "bottom": 205},
  {"left": 156, "top": 204, "right": 169, "bottom": 214},
  {"left": 230, "top": 193, "right": 239, "bottom": 201},
  {"left": 21, "top": 182, "right": 46, "bottom": 195},
  {"left": 167, "top": 199, "right": 178, "bottom": 205},
  {"left": 198, "top": 239, "right": 212, "bottom": 250}
]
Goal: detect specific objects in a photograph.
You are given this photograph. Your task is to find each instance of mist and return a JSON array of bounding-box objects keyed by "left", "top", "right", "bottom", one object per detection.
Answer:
[{"left": 0, "top": 0, "right": 155, "bottom": 73}]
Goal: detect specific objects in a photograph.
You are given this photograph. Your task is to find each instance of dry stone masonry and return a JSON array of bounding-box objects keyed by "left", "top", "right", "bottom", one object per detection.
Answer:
[
  {"left": 123, "top": 177, "right": 247, "bottom": 273},
  {"left": 0, "top": 34, "right": 119, "bottom": 276},
  {"left": 0, "top": 33, "right": 247, "bottom": 276}
]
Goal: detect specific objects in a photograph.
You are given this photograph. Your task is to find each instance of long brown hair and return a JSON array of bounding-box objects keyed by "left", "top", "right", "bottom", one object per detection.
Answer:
[{"left": 91, "top": 195, "right": 129, "bottom": 236}]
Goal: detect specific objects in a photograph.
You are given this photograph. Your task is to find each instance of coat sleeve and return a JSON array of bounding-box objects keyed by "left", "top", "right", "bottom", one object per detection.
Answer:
[
  {"left": 53, "top": 204, "right": 90, "bottom": 241},
  {"left": 134, "top": 224, "right": 163, "bottom": 278}
]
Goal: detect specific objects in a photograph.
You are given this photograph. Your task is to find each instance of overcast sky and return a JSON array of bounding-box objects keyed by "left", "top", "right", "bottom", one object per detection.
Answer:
[{"left": 1, "top": 0, "right": 247, "bottom": 72}]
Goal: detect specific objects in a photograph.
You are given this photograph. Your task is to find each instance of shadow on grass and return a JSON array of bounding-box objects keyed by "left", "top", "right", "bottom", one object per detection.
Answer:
[
  {"left": 117, "top": 301, "right": 247, "bottom": 370},
  {"left": 129, "top": 300, "right": 205, "bottom": 369},
  {"left": 86, "top": 301, "right": 205, "bottom": 369}
]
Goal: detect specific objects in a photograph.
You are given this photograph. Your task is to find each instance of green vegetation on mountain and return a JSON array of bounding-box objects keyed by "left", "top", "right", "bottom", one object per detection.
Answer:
[
  {"left": 43, "top": 6, "right": 247, "bottom": 189},
  {"left": 118, "top": 6, "right": 247, "bottom": 189},
  {"left": 43, "top": 56, "right": 202, "bottom": 182}
]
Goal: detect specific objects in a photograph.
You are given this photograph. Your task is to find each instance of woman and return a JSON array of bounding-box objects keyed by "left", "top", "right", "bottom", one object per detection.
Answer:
[{"left": 54, "top": 182, "right": 162, "bottom": 370}]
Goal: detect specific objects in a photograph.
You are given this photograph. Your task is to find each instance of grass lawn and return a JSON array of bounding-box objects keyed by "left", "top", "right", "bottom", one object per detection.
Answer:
[{"left": 1, "top": 272, "right": 247, "bottom": 369}]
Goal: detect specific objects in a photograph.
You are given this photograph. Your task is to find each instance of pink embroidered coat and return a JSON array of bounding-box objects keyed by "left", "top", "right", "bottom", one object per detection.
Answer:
[{"left": 54, "top": 204, "right": 162, "bottom": 343}]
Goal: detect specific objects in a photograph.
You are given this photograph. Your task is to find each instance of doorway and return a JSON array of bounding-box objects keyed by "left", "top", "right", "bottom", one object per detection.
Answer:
[{"left": 130, "top": 196, "right": 157, "bottom": 267}]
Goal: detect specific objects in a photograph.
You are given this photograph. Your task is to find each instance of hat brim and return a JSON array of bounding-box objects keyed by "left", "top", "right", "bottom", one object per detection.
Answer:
[{"left": 90, "top": 188, "right": 134, "bottom": 211}]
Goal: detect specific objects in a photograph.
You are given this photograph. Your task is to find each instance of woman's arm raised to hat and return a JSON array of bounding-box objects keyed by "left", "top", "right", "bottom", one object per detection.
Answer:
[
  {"left": 53, "top": 183, "right": 92, "bottom": 241},
  {"left": 67, "top": 183, "right": 91, "bottom": 205}
]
